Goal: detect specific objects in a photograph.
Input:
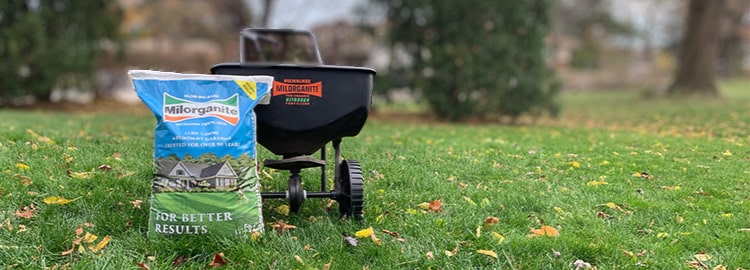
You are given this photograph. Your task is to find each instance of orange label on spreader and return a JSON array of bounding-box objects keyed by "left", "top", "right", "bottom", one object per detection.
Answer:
[{"left": 272, "top": 80, "right": 322, "bottom": 97}]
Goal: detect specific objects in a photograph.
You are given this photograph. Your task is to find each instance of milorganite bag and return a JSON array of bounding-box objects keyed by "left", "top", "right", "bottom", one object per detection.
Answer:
[{"left": 129, "top": 70, "right": 272, "bottom": 237}]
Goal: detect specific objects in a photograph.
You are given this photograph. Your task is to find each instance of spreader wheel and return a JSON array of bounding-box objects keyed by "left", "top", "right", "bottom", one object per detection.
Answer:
[
  {"left": 288, "top": 173, "right": 304, "bottom": 212},
  {"left": 337, "top": 160, "right": 364, "bottom": 219}
]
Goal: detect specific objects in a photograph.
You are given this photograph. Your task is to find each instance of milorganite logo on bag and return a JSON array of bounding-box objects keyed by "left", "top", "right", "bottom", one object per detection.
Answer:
[{"left": 163, "top": 94, "right": 240, "bottom": 125}]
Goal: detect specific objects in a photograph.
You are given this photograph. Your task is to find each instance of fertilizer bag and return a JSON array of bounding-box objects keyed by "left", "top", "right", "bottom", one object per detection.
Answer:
[{"left": 129, "top": 70, "right": 272, "bottom": 237}]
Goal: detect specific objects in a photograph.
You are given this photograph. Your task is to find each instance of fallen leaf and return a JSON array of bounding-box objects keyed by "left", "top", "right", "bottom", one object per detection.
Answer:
[
  {"left": 694, "top": 252, "right": 712, "bottom": 262},
  {"left": 270, "top": 220, "right": 296, "bottom": 233},
  {"left": 130, "top": 200, "right": 143, "bottom": 209},
  {"left": 44, "top": 196, "right": 79, "bottom": 205},
  {"left": 14, "top": 163, "right": 30, "bottom": 170},
  {"left": 623, "top": 250, "right": 635, "bottom": 257},
  {"left": 355, "top": 227, "right": 374, "bottom": 238},
  {"left": 464, "top": 196, "right": 476, "bottom": 206},
  {"left": 529, "top": 226, "right": 560, "bottom": 237},
  {"left": 61, "top": 247, "right": 75, "bottom": 256},
  {"left": 444, "top": 243, "right": 459, "bottom": 257},
  {"left": 20, "top": 178, "right": 32, "bottom": 186},
  {"left": 476, "top": 225, "right": 482, "bottom": 237},
  {"left": 686, "top": 260, "right": 708, "bottom": 269},
  {"left": 477, "top": 249, "right": 498, "bottom": 258},
  {"left": 15, "top": 208, "right": 35, "bottom": 219},
  {"left": 426, "top": 251, "right": 434, "bottom": 260},
  {"left": 75, "top": 227, "right": 84, "bottom": 236},
  {"left": 572, "top": 259, "right": 593, "bottom": 269},
  {"left": 381, "top": 229, "right": 399, "bottom": 237},
  {"left": 491, "top": 232, "right": 505, "bottom": 244},
  {"left": 370, "top": 233, "right": 382, "bottom": 246},
  {"left": 206, "top": 253, "right": 227, "bottom": 268},
  {"left": 88, "top": 235, "right": 111, "bottom": 252},
  {"left": 172, "top": 256, "right": 189, "bottom": 268},
  {"left": 83, "top": 232, "right": 98, "bottom": 243},
  {"left": 323, "top": 262, "right": 331, "bottom": 270},
  {"left": 429, "top": 199, "right": 443, "bottom": 212},
  {"left": 97, "top": 165, "right": 112, "bottom": 171},
  {"left": 136, "top": 262, "right": 150, "bottom": 270},
  {"left": 342, "top": 232, "right": 358, "bottom": 246},
  {"left": 596, "top": 211, "right": 612, "bottom": 219},
  {"left": 484, "top": 216, "right": 500, "bottom": 227},
  {"left": 586, "top": 180, "right": 608, "bottom": 186},
  {"left": 294, "top": 255, "right": 304, "bottom": 265},
  {"left": 552, "top": 249, "right": 562, "bottom": 258},
  {"left": 66, "top": 170, "right": 93, "bottom": 179}
]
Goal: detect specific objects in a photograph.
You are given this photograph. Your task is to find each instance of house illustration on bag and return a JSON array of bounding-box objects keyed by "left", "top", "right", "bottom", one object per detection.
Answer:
[{"left": 155, "top": 159, "right": 238, "bottom": 191}]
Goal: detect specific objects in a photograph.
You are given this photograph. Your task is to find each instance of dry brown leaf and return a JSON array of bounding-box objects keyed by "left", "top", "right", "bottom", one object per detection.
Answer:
[
  {"left": 444, "top": 243, "right": 459, "bottom": 257},
  {"left": 172, "top": 256, "right": 189, "bottom": 268},
  {"left": 15, "top": 208, "right": 35, "bottom": 219},
  {"left": 61, "top": 246, "right": 75, "bottom": 256},
  {"left": 426, "top": 251, "right": 434, "bottom": 260},
  {"left": 381, "top": 229, "right": 399, "bottom": 237},
  {"left": 429, "top": 199, "right": 443, "bottom": 212},
  {"left": 206, "top": 253, "right": 227, "bottom": 268},
  {"left": 270, "top": 220, "right": 297, "bottom": 233},
  {"left": 484, "top": 216, "right": 500, "bottom": 226},
  {"left": 136, "top": 262, "right": 150, "bottom": 270}
]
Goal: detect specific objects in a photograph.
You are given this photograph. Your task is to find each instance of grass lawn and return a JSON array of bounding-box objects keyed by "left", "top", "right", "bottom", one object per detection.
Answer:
[{"left": 1, "top": 79, "right": 748, "bottom": 269}]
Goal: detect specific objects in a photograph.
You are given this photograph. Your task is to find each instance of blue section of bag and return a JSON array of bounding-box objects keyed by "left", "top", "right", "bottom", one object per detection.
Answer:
[{"left": 132, "top": 75, "right": 270, "bottom": 160}]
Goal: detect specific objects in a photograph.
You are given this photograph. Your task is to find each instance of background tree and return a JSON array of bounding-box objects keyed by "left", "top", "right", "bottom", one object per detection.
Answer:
[
  {"left": 0, "top": 0, "right": 122, "bottom": 106},
  {"left": 668, "top": 0, "right": 725, "bottom": 96},
  {"left": 551, "top": 0, "right": 633, "bottom": 69},
  {"left": 370, "top": 0, "right": 560, "bottom": 122},
  {"left": 718, "top": 0, "right": 750, "bottom": 77}
]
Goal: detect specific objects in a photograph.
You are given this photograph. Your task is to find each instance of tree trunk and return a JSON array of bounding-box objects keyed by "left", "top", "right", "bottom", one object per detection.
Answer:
[{"left": 667, "top": 0, "right": 724, "bottom": 96}]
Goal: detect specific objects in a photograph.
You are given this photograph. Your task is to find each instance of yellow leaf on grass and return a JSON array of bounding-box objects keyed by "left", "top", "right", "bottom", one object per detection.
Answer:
[
  {"left": 355, "top": 227, "right": 374, "bottom": 238},
  {"left": 491, "top": 232, "right": 505, "bottom": 244},
  {"left": 83, "top": 232, "right": 98, "bottom": 243},
  {"left": 586, "top": 180, "right": 608, "bottom": 186},
  {"left": 88, "top": 235, "right": 111, "bottom": 252},
  {"left": 15, "top": 163, "right": 30, "bottom": 170},
  {"left": 722, "top": 150, "right": 732, "bottom": 157},
  {"left": 67, "top": 170, "right": 93, "bottom": 179},
  {"left": 477, "top": 249, "right": 498, "bottom": 258},
  {"left": 43, "top": 196, "right": 79, "bottom": 205}
]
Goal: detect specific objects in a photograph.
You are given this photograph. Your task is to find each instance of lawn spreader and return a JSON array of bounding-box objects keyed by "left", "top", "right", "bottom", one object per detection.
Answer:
[{"left": 211, "top": 29, "right": 375, "bottom": 219}]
